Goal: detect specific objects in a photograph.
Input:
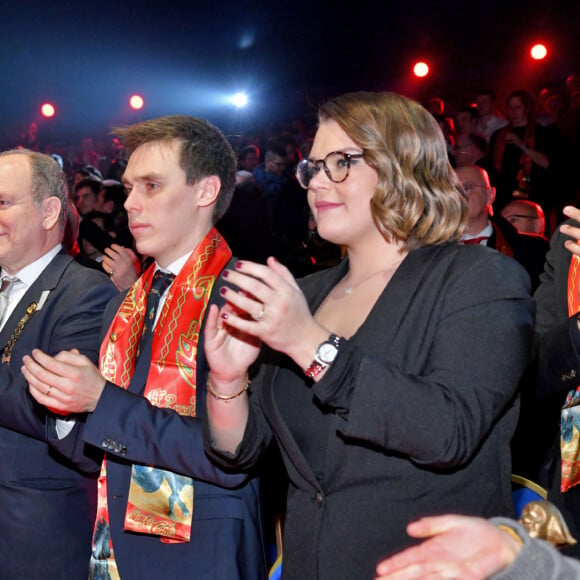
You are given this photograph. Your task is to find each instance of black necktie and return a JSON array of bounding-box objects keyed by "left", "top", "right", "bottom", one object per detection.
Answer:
[{"left": 136, "top": 270, "right": 175, "bottom": 359}]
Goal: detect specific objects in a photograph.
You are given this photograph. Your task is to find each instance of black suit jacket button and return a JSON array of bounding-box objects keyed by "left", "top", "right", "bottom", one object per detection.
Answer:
[{"left": 101, "top": 438, "right": 111, "bottom": 449}]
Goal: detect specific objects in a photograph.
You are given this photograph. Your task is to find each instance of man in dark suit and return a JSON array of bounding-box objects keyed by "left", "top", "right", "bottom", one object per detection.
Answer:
[
  {"left": 0, "top": 149, "right": 117, "bottom": 578},
  {"left": 22, "top": 116, "right": 267, "bottom": 579},
  {"left": 456, "top": 164, "right": 549, "bottom": 292}
]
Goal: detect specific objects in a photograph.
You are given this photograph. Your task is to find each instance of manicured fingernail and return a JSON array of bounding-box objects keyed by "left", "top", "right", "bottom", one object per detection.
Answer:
[
  {"left": 221, "top": 312, "right": 229, "bottom": 320},
  {"left": 222, "top": 270, "right": 229, "bottom": 278},
  {"left": 219, "top": 287, "right": 227, "bottom": 296},
  {"left": 235, "top": 261, "right": 243, "bottom": 269}
]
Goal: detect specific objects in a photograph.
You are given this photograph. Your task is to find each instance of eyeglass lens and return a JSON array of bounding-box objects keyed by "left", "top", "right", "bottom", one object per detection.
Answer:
[{"left": 296, "top": 152, "right": 361, "bottom": 189}]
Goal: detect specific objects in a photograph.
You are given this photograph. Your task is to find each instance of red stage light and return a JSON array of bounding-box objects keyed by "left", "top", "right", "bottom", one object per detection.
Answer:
[
  {"left": 41, "top": 103, "right": 56, "bottom": 118},
  {"left": 530, "top": 43, "right": 547, "bottom": 60},
  {"left": 129, "top": 95, "right": 144, "bottom": 110},
  {"left": 413, "top": 62, "right": 429, "bottom": 78}
]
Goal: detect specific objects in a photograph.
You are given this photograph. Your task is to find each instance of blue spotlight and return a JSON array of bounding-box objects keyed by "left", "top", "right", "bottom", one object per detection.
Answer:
[{"left": 231, "top": 93, "right": 248, "bottom": 108}]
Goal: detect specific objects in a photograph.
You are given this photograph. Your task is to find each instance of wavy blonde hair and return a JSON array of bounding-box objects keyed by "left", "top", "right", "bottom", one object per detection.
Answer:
[{"left": 319, "top": 92, "right": 466, "bottom": 249}]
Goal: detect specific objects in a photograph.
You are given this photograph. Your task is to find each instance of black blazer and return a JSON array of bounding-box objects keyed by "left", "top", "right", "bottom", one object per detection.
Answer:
[
  {"left": 208, "top": 243, "right": 534, "bottom": 580},
  {"left": 0, "top": 251, "right": 117, "bottom": 579}
]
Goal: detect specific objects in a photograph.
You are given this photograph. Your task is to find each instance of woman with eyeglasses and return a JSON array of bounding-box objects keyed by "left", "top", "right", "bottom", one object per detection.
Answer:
[{"left": 203, "top": 92, "right": 534, "bottom": 579}]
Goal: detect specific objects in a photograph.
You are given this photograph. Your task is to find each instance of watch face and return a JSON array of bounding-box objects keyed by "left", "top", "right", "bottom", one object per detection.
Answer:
[{"left": 318, "top": 342, "right": 338, "bottom": 364}]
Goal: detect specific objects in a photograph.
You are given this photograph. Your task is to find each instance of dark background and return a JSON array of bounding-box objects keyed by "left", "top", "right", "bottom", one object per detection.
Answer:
[{"left": 2, "top": 0, "right": 579, "bottom": 147}]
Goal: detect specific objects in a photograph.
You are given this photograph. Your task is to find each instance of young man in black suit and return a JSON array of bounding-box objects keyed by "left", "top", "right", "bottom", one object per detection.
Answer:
[{"left": 22, "top": 117, "right": 266, "bottom": 579}]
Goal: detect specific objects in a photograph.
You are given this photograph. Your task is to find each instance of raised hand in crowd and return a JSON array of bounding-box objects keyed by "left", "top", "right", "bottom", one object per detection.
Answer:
[{"left": 101, "top": 243, "right": 141, "bottom": 291}]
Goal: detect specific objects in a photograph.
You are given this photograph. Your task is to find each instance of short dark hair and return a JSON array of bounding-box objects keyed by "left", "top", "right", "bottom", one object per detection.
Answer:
[
  {"left": 101, "top": 182, "right": 127, "bottom": 213},
  {"left": 239, "top": 144, "right": 260, "bottom": 161},
  {"left": 115, "top": 115, "right": 237, "bottom": 222},
  {"left": 74, "top": 178, "right": 101, "bottom": 196},
  {"left": 506, "top": 89, "right": 535, "bottom": 114},
  {"left": 457, "top": 105, "right": 478, "bottom": 121},
  {"left": 264, "top": 140, "right": 287, "bottom": 159},
  {"left": 466, "top": 134, "right": 488, "bottom": 155},
  {"left": 74, "top": 164, "right": 103, "bottom": 181},
  {"left": 477, "top": 89, "right": 497, "bottom": 101}
]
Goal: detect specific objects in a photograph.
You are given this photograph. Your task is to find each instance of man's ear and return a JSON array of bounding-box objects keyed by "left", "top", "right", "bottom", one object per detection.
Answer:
[
  {"left": 488, "top": 186, "right": 496, "bottom": 206},
  {"left": 41, "top": 196, "right": 62, "bottom": 230},
  {"left": 197, "top": 175, "right": 221, "bottom": 208}
]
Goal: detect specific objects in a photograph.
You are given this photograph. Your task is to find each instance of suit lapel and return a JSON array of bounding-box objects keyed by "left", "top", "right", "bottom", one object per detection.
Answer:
[
  {"left": 0, "top": 251, "right": 72, "bottom": 348},
  {"left": 352, "top": 245, "right": 446, "bottom": 351}
]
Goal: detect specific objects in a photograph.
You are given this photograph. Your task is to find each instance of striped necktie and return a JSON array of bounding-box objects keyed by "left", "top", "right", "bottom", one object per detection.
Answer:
[{"left": 136, "top": 270, "right": 175, "bottom": 359}]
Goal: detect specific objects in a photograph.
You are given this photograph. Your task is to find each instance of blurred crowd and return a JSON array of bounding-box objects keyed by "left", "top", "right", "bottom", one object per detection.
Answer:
[
  {"left": 14, "top": 74, "right": 580, "bottom": 293},
  {"left": 5, "top": 74, "right": 580, "bottom": 579}
]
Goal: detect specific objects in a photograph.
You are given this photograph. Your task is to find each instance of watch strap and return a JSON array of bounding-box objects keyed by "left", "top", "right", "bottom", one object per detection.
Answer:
[{"left": 304, "top": 333, "right": 342, "bottom": 379}]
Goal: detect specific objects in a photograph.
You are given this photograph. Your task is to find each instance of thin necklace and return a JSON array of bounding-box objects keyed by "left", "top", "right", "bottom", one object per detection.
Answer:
[
  {"left": 344, "top": 269, "right": 389, "bottom": 295},
  {"left": 343, "top": 255, "right": 406, "bottom": 295}
]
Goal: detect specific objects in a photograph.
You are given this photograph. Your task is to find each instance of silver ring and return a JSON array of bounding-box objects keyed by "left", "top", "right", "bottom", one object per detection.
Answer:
[
  {"left": 46, "top": 386, "right": 52, "bottom": 397},
  {"left": 253, "top": 308, "right": 265, "bottom": 322},
  {"left": 109, "top": 270, "right": 114, "bottom": 278}
]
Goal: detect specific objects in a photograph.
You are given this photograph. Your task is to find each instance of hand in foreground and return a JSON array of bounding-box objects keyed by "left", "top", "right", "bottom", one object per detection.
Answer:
[
  {"left": 22, "top": 349, "right": 106, "bottom": 413},
  {"left": 102, "top": 244, "right": 141, "bottom": 291},
  {"left": 375, "top": 515, "right": 521, "bottom": 580},
  {"left": 217, "top": 257, "right": 324, "bottom": 363}
]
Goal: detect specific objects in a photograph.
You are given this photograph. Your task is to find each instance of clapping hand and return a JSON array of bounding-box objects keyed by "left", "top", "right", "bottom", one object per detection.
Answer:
[
  {"left": 102, "top": 244, "right": 141, "bottom": 291},
  {"left": 22, "top": 349, "right": 106, "bottom": 414},
  {"left": 214, "top": 257, "right": 324, "bottom": 362}
]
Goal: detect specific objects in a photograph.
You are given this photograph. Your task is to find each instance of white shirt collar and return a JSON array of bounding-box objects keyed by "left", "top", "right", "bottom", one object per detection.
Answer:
[
  {"left": 462, "top": 221, "right": 493, "bottom": 241},
  {"left": 155, "top": 251, "right": 193, "bottom": 277},
  {"left": 1, "top": 244, "right": 62, "bottom": 287},
  {"left": 0, "top": 244, "right": 63, "bottom": 331}
]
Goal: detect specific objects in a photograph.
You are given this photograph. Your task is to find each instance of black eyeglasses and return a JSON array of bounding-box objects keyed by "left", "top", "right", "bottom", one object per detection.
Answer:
[{"left": 296, "top": 151, "right": 364, "bottom": 189}]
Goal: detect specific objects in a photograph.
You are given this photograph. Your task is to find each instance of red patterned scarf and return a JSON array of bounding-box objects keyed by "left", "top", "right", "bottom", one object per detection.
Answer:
[{"left": 89, "top": 229, "right": 231, "bottom": 576}]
